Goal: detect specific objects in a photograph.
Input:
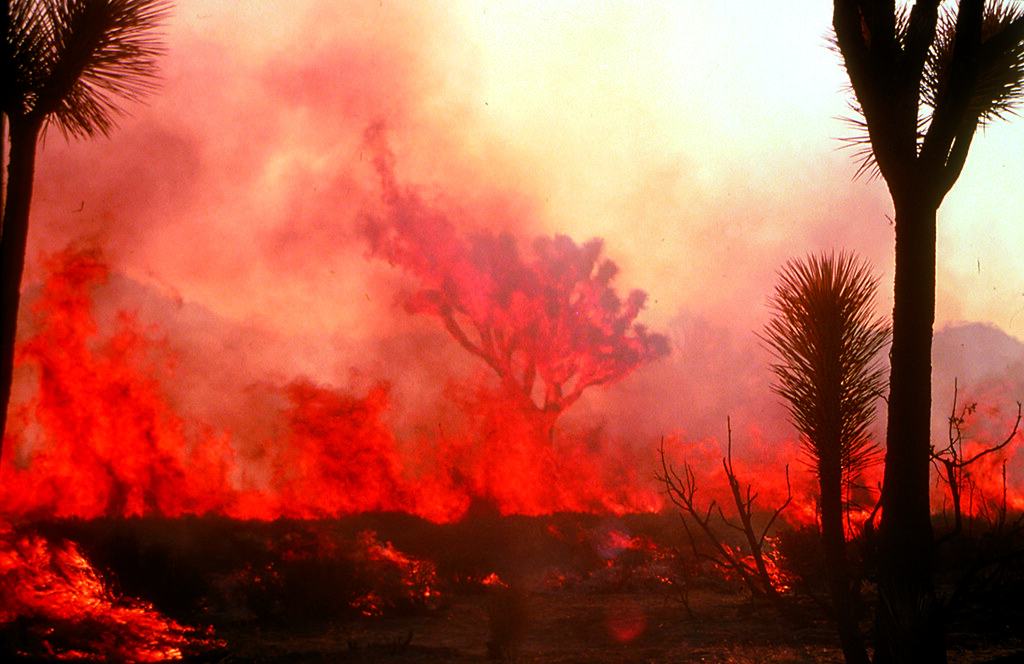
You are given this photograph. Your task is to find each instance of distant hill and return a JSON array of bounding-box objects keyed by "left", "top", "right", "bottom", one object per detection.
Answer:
[
  {"left": 931, "top": 322, "right": 1024, "bottom": 444},
  {"left": 933, "top": 322, "right": 1024, "bottom": 389}
]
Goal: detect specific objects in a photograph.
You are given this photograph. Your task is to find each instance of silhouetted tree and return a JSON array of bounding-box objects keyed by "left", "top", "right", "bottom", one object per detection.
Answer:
[
  {"left": 2, "top": 0, "right": 171, "bottom": 455},
  {"left": 831, "top": 2, "right": 1024, "bottom": 662},
  {"left": 762, "top": 251, "right": 890, "bottom": 664},
  {"left": 363, "top": 124, "right": 669, "bottom": 445}
]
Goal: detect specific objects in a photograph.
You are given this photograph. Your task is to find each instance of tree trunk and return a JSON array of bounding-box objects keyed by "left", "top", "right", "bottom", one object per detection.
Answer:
[
  {"left": 820, "top": 458, "right": 870, "bottom": 664},
  {"left": 873, "top": 196, "right": 945, "bottom": 664},
  {"left": 0, "top": 116, "right": 43, "bottom": 455}
]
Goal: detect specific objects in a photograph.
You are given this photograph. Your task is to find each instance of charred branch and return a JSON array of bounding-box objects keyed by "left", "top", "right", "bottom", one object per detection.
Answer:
[
  {"left": 657, "top": 424, "right": 795, "bottom": 619},
  {"left": 933, "top": 378, "right": 1023, "bottom": 540}
]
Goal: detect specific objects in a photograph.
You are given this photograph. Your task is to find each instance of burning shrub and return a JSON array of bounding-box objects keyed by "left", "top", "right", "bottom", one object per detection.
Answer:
[
  {"left": 214, "top": 524, "right": 442, "bottom": 624},
  {"left": 772, "top": 524, "right": 828, "bottom": 593},
  {"left": 348, "top": 530, "right": 442, "bottom": 617},
  {"left": 0, "top": 526, "right": 222, "bottom": 662}
]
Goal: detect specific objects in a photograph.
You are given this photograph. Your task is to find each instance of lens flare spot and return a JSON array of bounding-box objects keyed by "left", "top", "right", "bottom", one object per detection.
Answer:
[{"left": 605, "top": 599, "right": 646, "bottom": 643}]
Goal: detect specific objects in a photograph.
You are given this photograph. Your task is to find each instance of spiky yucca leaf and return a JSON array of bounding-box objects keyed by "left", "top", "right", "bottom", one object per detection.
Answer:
[
  {"left": 834, "top": 0, "right": 1024, "bottom": 176},
  {"left": 923, "top": 0, "right": 1024, "bottom": 124},
  {"left": 762, "top": 252, "right": 890, "bottom": 487},
  {"left": 829, "top": 3, "right": 915, "bottom": 180},
  {"left": 5, "top": 0, "right": 171, "bottom": 138}
]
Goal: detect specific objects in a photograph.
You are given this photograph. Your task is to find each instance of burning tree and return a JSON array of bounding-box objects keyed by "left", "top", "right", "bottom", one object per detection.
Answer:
[
  {"left": 932, "top": 379, "right": 1022, "bottom": 536},
  {"left": 657, "top": 427, "right": 794, "bottom": 612},
  {"left": 362, "top": 123, "right": 669, "bottom": 447}
]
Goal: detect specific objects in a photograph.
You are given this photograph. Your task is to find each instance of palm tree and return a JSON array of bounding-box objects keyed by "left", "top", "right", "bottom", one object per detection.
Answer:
[
  {"left": 763, "top": 251, "right": 890, "bottom": 664},
  {"left": 831, "top": 1, "right": 1024, "bottom": 662},
  {"left": 2, "top": 0, "right": 170, "bottom": 453}
]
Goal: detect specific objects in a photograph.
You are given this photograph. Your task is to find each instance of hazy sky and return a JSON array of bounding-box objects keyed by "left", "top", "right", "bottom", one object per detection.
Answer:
[{"left": 26, "top": 0, "right": 1024, "bottom": 377}]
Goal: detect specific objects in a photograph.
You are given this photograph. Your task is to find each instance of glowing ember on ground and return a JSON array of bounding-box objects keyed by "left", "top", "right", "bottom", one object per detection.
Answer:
[
  {"left": 349, "top": 530, "right": 441, "bottom": 617},
  {"left": 0, "top": 525, "right": 221, "bottom": 662}
]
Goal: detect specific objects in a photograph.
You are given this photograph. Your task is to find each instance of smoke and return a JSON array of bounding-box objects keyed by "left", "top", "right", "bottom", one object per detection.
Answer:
[{"left": 10, "top": 1, "right": 1022, "bottom": 518}]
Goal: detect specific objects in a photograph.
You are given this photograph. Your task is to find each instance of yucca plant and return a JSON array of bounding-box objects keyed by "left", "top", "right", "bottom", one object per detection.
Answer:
[
  {"left": 763, "top": 251, "right": 889, "bottom": 664},
  {"left": 763, "top": 252, "right": 890, "bottom": 509},
  {"left": 2, "top": 0, "right": 171, "bottom": 450}
]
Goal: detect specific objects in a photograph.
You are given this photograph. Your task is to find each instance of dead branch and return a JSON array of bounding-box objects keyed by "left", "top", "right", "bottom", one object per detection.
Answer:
[
  {"left": 657, "top": 420, "right": 793, "bottom": 609},
  {"left": 932, "top": 378, "right": 1023, "bottom": 538}
]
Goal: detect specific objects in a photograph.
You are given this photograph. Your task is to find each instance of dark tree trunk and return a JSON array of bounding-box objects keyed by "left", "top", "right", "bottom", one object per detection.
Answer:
[
  {"left": 873, "top": 196, "right": 945, "bottom": 664},
  {"left": 0, "top": 116, "right": 43, "bottom": 454},
  {"left": 820, "top": 458, "right": 870, "bottom": 664}
]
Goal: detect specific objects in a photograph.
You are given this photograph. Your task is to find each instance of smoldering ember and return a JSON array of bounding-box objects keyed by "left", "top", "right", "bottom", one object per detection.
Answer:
[{"left": 3, "top": 1, "right": 1024, "bottom": 664}]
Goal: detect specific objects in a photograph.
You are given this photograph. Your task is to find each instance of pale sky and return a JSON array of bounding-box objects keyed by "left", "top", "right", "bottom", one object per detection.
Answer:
[{"left": 27, "top": 0, "right": 1024, "bottom": 370}]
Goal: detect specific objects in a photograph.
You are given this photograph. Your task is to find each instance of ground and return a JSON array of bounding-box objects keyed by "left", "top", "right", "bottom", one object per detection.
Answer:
[
  {"left": 5, "top": 514, "right": 1024, "bottom": 663},
  {"left": 208, "top": 588, "right": 1024, "bottom": 664}
]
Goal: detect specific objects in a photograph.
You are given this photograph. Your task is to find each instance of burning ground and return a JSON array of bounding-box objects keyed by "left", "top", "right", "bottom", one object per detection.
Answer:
[{"left": 4, "top": 510, "right": 1024, "bottom": 663}]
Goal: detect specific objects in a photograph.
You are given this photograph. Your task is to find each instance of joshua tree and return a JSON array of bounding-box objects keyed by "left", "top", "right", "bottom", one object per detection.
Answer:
[
  {"left": 762, "top": 251, "right": 890, "bottom": 664},
  {"left": 831, "top": 2, "right": 1024, "bottom": 661},
  {"left": 2, "top": 0, "right": 170, "bottom": 454},
  {"left": 362, "top": 123, "right": 669, "bottom": 446}
]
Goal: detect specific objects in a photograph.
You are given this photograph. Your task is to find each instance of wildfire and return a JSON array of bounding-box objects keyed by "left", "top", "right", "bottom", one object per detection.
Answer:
[
  {"left": 0, "top": 247, "right": 665, "bottom": 524},
  {"left": 0, "top": 525, "right": 221, "bottom": 662},
  {"left": 349, "top": 530, "right": 441, "bottom": 617},
  {"left": 8, "top": 248, "right": 1016, "bottom": 532},
  {"left": 0, "top": 246, "right": 1020, "bottom": 660}
]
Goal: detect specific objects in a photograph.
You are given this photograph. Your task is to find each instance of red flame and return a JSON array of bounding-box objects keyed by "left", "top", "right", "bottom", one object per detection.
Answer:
[
  {"left": 0, "top": 247, "right": 664, "bottom": 523},
  {"left": 2, "top": 247, "right": 1019, "bottom": 531},
  {"left": 0, "top": 525, "right": 221, "bottom": 661},
  {"left": 348, "top": 530, "right": 441, "bottom": 617}
]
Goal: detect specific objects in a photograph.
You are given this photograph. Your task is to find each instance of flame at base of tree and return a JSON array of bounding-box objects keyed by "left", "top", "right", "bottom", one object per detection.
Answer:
[
  {"left": 0, "top": 524, "right": 222, "bottom": 662},
  {"left": 0, "top": 247, "right": 663, "bottom": 523},
  {"left": 0, "top": 247, "right": 1020, "bottom": 543}
]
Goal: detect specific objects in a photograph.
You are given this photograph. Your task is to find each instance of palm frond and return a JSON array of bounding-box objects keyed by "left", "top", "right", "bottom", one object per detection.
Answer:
[
  {"left": 5, "top": 0, "right": 171, "bottom": 138},
  {"left": 5, "top": 0, "right": 53, "bottom": 116},
  {"left": 973, "top": 1, "right": 1024, "bottom": 123},
  {"left": 833, "top": 1, "right": 1024, "bottom": 174},
  {"left": 922, "top": 0, "right": 1024, "bottom": 126},
  {"left": 834, "top": 104, "right": 882, "bottom": 181}
]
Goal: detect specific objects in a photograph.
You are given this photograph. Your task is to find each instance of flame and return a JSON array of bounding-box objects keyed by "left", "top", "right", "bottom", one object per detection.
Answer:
[
  {"left": 932, "top": 383, "right": 1024, "bottom": 521},
  {"left": 0, "top": 525, "right": 220, "bottom": 662},
  {"left": 1, "top": 247, "right": 665, "bottom": 523},
  {"left": 349, "top": 530, "right": 441, "bottom": 617},
  {"left": 2, "top": 247, "right": 1020, "bottom": 657}
]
